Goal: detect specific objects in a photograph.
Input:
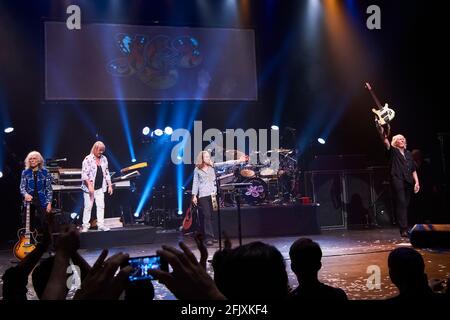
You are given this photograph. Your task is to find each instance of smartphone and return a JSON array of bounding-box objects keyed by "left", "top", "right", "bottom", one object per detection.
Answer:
[{"left": 127, "top": 254, "right": 168, "bottom": 282}]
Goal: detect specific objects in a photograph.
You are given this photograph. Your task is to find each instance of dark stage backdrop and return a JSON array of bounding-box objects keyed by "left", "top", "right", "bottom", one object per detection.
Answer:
[{"left": 45, "top": 22, "right": 257, "bottom": 101}]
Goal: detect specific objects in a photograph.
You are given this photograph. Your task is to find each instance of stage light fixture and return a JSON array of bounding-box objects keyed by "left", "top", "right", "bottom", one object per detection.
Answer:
[
  {"left": 154, "top": 129, "right": 163, "bottom": 136},
  {"left": 142, "top": 126, "right": 150, "bottom": 136},
  {"left": 70, "top": 212, "right": 79, "bottom": 220},
  {"left": 164, "top": 126, "right": 173, "bottom": 135},
  {"left": 318, "top": 138, "right": 326, "bottom": 144},
  {"left": 271, "top": 125, "right": 279, "bottom": 131},
  {"left": 4, "top": 127, "right": 14, "bottom": 133}
]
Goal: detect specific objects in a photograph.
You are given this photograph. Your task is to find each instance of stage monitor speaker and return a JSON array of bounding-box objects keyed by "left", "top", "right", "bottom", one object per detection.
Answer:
[
  {"left": 310, "top": 154, "right": 367, "bottom": 170},
  {"left": 120, "top": 206, "right": 134, "bottom": 225},
  {"left": 308, "top": 172, "right": 345, "bottom": 229},
  {"left": 345, "top": 172, "right": 371, "bottom": 228},
  {"left": 51, "top": 211, "right": 74, "bottom": 233},
  {"left": 369, "top": 166, "right": 395, "bottom": 227},
  {"left": 410, "top": 224, "right": 450, "bottom": 249}
]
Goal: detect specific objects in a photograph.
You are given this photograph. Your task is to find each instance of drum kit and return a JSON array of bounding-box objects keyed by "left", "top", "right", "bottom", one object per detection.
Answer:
[{"left": 216, "top": 148, "right": 300, "bottom": 206}]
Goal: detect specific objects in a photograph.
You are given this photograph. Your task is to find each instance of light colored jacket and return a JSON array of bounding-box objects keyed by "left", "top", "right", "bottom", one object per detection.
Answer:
[
  {"left": 192, "top": 166, "right": 217, "bottom": 198},
  {"left": 81, "top": 154, "right": 111, "bottom": 193}
]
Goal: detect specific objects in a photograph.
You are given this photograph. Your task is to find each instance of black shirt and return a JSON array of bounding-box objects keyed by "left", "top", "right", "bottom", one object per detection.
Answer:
[
  {"left": 94, "top": 165, "right": 103, "bottom": 190},
  {"left": 1, "top": 266, "right": 28, "bottom": 300},
  {"left": 32, "top": 170, "right": 41, "bottom": 206},
  {"left": 289, "top": 282, "right": 348, "bottom": 301},
  {"left": 387, "top": 147, "right": 416, "bottom": 184}
]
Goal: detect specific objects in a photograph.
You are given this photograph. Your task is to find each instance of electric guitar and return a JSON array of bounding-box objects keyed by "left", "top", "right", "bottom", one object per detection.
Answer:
[
  {"left": 182, "top": 203, "right": 202, "bottom": 234},
  {"left": 182, "top": 205, "right": 194, "bottom": 232},
  {"left": 211, "top": 193, "right": 218, "bottom": 211},
  {"left": 365, "top": 82, "right": 396, "bottom": 125},
  {"left": 13, "top": 202, "right": 37, "bottom": 260}
]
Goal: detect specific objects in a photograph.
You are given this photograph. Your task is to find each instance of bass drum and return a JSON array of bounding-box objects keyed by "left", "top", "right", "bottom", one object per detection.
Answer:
[{"left": 242, "top": 178, "right": 268, "bottom": 205}]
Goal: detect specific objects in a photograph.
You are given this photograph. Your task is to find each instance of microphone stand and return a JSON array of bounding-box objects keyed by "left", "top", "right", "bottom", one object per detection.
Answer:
[
  {"left": 213, "top": 165, "right": 223, "bottom": 250},
  {"left": 235, "top": 187, "right": 243, "bottom": 246},
  {"left": 214, "top": 162, "right": 248, "bottom": 249}
]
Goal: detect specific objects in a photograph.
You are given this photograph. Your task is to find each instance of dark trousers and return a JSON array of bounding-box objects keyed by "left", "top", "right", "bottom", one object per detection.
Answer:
[
  {"left": 391, "top": 178, "right": 413, "bottom": 231},
  {"left": 198, "top": 195, "right": 215, "bottom": 240},
  {"left": 29, "top": 202, "right": 53, "bottom": 239}
]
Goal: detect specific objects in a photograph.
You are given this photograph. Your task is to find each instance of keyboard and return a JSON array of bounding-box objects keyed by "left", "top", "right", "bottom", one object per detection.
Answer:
[
  {"left": 58, "top": 168, "right": 82, "bottom": 176},
  {"left": 52, "top": 180, "right": 131, "bottom": 191}
]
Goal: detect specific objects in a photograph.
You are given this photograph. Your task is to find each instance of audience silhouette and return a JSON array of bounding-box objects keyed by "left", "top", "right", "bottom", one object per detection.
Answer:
[{"left": 289, "top": 238, "right": 347, "bottom": 300}]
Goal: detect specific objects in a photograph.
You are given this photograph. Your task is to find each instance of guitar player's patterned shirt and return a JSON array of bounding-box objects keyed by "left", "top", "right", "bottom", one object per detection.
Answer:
[
  {"left": 81, "top": 154, "right": 111, "bottom": 193},
  {"left": 19, "top": 168, "right": 53, "bottom": 207}
]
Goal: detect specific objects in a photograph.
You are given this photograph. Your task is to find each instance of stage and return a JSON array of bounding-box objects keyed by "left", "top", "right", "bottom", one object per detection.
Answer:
[
  {"left": 212, "top": 203, "right": 321, "bottom": 238},
  {"left": 45, "top": 203, "right": 322, "bottom": 250},
  {"left": 1, "top": 228, "right": 449, "bottom": 300}
]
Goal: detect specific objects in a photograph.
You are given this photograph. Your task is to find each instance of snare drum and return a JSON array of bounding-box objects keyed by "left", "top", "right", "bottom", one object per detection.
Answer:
[
  {"left": 260, "top": 167, "right": 276, "bottom": 177},
  {"left": 240, "top": 165, "right": 256, "bottom": 178}
]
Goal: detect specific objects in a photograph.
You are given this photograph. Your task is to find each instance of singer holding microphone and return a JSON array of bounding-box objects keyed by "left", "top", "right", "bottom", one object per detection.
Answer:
[{"left": 192, "top": 151, "right": 218, "bottom": 246}]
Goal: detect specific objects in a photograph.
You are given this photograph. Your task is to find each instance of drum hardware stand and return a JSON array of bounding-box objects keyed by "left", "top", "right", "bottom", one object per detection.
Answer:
[
  {"left": 213, "top": 166, "right": 224, "bottom": 250},
  {"left": 218, "top": 182, "right": 252, "bottom": 247},
  {"left": 236, "top": 189, "right": 243, "bottom": 247},
  {"left": 215, "top": 162, "right": 250, "bottom": 249}
]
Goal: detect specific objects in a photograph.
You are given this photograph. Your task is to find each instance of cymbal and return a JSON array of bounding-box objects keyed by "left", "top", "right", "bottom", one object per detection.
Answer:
[
  {"left": 224, "top": 149, "right": 246, "bottom": 158},
  {"left": 267, "top": 148, "right": 292, "bottom": 153}
]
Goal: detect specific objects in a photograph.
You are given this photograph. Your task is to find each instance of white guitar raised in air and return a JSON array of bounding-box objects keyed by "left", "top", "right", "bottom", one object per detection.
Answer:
[{"left": 365, "top": 82, "right": 396, "bottom": 126}]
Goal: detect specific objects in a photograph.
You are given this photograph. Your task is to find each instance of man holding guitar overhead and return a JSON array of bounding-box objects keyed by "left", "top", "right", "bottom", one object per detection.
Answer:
[
  {"left": 376, "top": 124, "right": 420, "bottom": 237},
  {"left": 19, "top": 151, "right": 53, "bottom": 241},
  {"left": 366, "top": 82, "right": 419, "bottom": 237}
]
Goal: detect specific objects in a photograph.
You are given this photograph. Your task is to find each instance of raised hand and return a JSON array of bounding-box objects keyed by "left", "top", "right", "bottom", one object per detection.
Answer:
[
  {"left": 194, "top": 233, "right": 208, "bottom": 270},
  {"left": 41, "top": 225, "right": 80, "bottom": 300},
  {"left": 73, "top": 250, "right": 132, "bottom": 300},
  {"left": 149, "top": 242, "right": 226, "bottom": 300},
  {"left": 55, "top": 225, "right": 80, "bottom": 255}
]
